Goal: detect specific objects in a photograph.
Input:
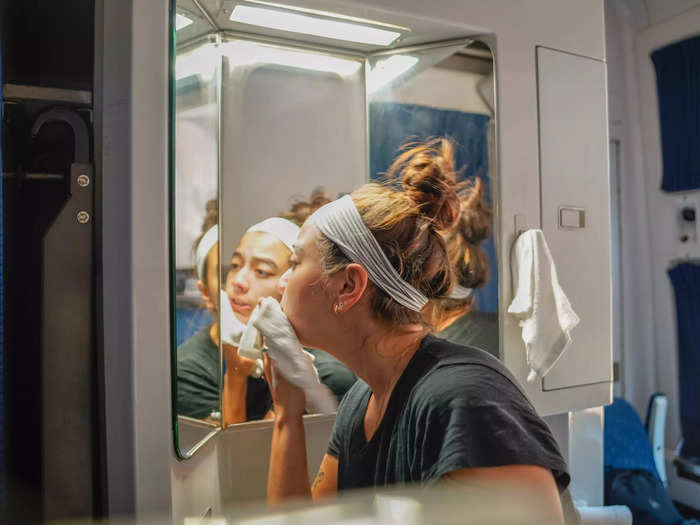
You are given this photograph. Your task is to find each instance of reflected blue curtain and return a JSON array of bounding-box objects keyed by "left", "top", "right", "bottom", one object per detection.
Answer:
[
  {"left": 175, "top": 308, "right": 213, "bottom": 348},
  {"left": 651, "top": 34, "right": 700, "bottom": 192},
  {"left": 369, "top": 102, "right": 497, "bottom": 312},
  {"left": 668, "top": 263, "right": 700, "bottom": 458}
]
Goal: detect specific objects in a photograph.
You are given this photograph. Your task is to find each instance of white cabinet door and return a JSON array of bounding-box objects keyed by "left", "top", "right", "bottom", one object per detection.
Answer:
[{"left": 536, "top": 47, "right": 612, "bottom": 391}]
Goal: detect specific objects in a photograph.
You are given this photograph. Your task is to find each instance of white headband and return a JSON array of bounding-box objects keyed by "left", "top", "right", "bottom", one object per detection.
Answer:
[
  {"left": 195, "top": 225, "right": 218, "bottom": 280},
  {"left": 310, "top": 195, "right": 428, "bottom": 312},
  {"left": 448, "top": 284, "right": 472, "bottom": 300},
  {"left": 246, "top": 217, "right": 299, "bottom": 253}
]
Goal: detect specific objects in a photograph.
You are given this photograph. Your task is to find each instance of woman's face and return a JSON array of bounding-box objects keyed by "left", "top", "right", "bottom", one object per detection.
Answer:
[
  {"left": 225, "top": 231, "right": 291, "bottom": 323},
  {"left": 279, "top": 222, "right": 334, "bottom": 348},
  {"left": 198, "top": 244, "right": 220, "bottom": 312}
]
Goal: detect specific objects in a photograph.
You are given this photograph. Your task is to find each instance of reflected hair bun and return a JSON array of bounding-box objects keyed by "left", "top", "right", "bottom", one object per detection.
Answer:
[{"left": 388, "top": 138, "right": 461, "bottom": 231}]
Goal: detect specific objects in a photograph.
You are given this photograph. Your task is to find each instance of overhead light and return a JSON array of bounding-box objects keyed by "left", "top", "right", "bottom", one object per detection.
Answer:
[
  {"left": 176, "top": 40, "right": 362, "bottom": 80},
  {"left": 176, "top": 13, "right": 194, "bottom": 31},
  {"left": 367, "top": 55, "right": 418, "bottom": 94},
  {"left": 230, "top": 4, "right": 401, "bottom": 46},
  {"left": 222, "top": 40, "right": 362, "bottom": 76}
]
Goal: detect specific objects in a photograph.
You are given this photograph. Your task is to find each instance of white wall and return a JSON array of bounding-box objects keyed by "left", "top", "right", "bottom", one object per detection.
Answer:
[
  {"left": 374, "top": 66, "right": 491, "bottom": 115},
  {"left": 220, "top": 57, "right": 367, "bottom": 255},
  {"left": 605, "top": 0, "right": 700, "bottom": 449}
]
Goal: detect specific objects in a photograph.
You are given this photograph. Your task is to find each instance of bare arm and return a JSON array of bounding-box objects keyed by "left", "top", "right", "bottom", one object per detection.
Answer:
[
  {"left": 267, "top": 411, "right": 311, "bottom": 502},
  {"left": 311, "top": 454, "right": 338, "bottom": 502},
  {"left": 442, "top": 465, "right": 564, "bottom": 525},
  {"left": 265, "top": 356, "right": 315, "bottom": 503},
  {"left": 221, "top": 369, "right": 248, "bottom": 426}
]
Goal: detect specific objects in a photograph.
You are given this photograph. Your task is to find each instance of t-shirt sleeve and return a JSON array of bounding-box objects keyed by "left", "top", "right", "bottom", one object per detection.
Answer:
[
  {"left": 414, "top": 365, "right": 570, "bottom": 492},
  {"left": 326, "top": 380, "right": 365, "bottom": 458},
  {"left": 177, "top": 353, "right": 220, "bottom": 419}
]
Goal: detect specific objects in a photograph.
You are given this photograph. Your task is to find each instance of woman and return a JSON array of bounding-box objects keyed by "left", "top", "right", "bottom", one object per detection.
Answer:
[
  {"left": 259, "top": 139, "right": 569, "bottom": 522},
  {"left": 176, "top": 200, "right": 297, "bottom": 422},
  {"left": 433, "top": 177, "right": 499, "bottom": 357},
  {"left": 179, "top": 202, "right": 356, "bottom": 424},
  {"left": 176, "top": 201, "right": 229, "bottom": 420}
]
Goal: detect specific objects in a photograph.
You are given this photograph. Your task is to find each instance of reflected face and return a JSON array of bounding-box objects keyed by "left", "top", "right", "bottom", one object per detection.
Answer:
[
  {"left": 198, "top": 244, "right": 219, "bottom": 312},
  {"left": 225, "top": 231, "right": 291, "bottom": 323},
  {"left": 279, "top": 222, "right": 333, "bottom": 348}
]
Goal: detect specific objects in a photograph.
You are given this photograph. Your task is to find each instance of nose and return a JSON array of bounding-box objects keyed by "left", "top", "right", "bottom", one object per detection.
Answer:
[
  {"left": 278, "top": 268, "right": 291, "bottom": 295},
  {"left": 229, "top": 266, "right": 250, "bottom": 294}
]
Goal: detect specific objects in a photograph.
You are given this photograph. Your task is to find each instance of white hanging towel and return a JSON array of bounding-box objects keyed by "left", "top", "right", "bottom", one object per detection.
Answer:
[{"left": 507, "top": 229, "right": 580, "bottom": 382}]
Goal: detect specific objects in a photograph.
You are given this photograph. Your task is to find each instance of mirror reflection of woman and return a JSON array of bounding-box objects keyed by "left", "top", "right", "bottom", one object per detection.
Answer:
[
  {"left": 259, "top": 140, "right": 569, "bottom": 523},
  {"left": 432, "top": 177, "right": 499, "bottom": 357},
  {"left": 177, "top": 200, "right": 274, "bottom": 422},
  {"left": 178, "top": 198, "right": 357, "bottom": 425}
]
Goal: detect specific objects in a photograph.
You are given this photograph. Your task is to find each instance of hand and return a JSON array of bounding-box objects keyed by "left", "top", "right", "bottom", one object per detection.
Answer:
[
  {"left": 264, "top": 354, "right": 307, "bottom": 420},
  {"left": 253, "top": 297, "right": 338, "bottom": 414},
  {"left": 223, "top": 343, "right": 258, "bottom": 378}
]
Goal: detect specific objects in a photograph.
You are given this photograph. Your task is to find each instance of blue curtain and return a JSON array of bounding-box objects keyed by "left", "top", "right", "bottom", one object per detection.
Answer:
[
  {"left": 369, "top": 102, "right": 497, "bottom": 312},
  {"left": 175, "top": 308, "right": 212, "bottom": 348},
  {"left": 668, "top": 263, "right": 700, "bottom": 458},
  {"left": 651, "top": 34, "right": 700, "bottom": 192}
]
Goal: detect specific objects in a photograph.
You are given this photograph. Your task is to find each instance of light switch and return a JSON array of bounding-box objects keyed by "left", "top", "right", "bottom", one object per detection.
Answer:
[{"left": 559, "top": 207, "right": 585, "bottom": 228}]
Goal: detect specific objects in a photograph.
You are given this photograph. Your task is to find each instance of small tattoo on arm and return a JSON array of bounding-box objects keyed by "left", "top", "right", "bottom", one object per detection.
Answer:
[{"left": 312, "top": 470, "right": 325, "bottom": 490}]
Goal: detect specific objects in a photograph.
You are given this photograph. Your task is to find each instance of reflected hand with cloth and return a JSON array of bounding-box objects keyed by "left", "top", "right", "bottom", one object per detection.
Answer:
[
  {"left": 220, "top": 288, "right": 263, "bottom": 378},
  {"left": 248, "top": 297, "right": 338, "bottom": 415}
]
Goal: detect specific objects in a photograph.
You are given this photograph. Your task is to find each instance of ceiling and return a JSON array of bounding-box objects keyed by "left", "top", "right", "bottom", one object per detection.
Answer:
[{"left": 175, "top": 0, "right": 484, "bottom": 55}]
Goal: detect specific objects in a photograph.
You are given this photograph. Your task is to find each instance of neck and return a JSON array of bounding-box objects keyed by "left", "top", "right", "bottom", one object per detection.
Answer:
[{"left": 326, "top": 315, "right": 427, "bottom": 401}]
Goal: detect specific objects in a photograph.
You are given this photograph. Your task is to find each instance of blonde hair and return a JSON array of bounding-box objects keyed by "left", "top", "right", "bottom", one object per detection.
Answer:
[{"left": 317, "top": 138, "right": 461, "bottom": 326}]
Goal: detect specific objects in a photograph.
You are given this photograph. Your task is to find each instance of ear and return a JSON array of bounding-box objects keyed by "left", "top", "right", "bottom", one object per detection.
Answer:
[
  {"left": 336, "top": 263, "right": 369, "bottom": 312},
  {"left": 197, "top": 280, "right": 217, "bottom": 312},
  {"left": 463, "top": 246, "right": 471, "bottom": 265}
]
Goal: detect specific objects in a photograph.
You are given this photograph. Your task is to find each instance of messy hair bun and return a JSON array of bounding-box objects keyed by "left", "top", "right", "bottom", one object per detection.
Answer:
[
  {"left": 316, "top": 138, "right": 466, "bottom": 327},
  {"left": 429, "top": 177, "right": 492, "bottom": 330},
  {"left": 280, "top": 187, "right": 331, "bottom": 226},
  {"left": 387, "top": 138, "right": 461, "bottom": 231},
  {"left": 193, "top": 198, "right": 218, "bottom": 253}
]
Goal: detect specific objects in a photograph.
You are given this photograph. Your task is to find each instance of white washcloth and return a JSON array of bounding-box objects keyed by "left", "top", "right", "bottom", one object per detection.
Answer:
[
  {"left": 250, "top": 297, "right": 338, "bottom": 414},
  {"left": 575, "top": 505, "right": 632, "bottom": 525},
  {"left": 219, "top": 289, "right": 246, "bottom": 347},
  {"left": 507, "top": 229, "right": 580, "bottom": 382}
]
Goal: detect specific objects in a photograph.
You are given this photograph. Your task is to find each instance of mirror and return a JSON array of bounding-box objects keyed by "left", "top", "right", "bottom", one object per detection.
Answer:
[
  {"left": 367, "top": 41, "right": 499, "bottom": 359},
  {"left": 171, "top": 0, "right": 497, "bottom": 457},
  {"left": 171, "top": 33, "right": 222, "bottom": 457},
  {"left": 218, "top": 41, "right": 364, "bottom": 427}
]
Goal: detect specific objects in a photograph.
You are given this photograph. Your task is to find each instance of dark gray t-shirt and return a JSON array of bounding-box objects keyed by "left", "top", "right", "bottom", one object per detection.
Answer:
[
  {"left": 327, "top": 335, "right": 569, "bottom": 491},
  {"left": 176, "top": 327, "right": 271, "bottom": 420}
]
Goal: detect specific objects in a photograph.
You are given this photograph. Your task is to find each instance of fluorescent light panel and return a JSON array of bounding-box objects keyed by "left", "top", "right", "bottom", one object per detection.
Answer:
[
  {"left": 175, "top": 13, "right": 194, "bottom": 31},
  {"left": 230, "top": 4, "right": 400, "bottom": 46}
]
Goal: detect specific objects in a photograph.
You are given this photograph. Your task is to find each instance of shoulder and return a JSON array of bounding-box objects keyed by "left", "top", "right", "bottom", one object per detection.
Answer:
[
  {"left": 177, "top": 328, "right": 217, "bottom": 372},
  {"left": 334, "top": 379, "right": 369, "bottom": 424},
  {"left": 411, "top": 336, "right": 530, "bottom": 412}
]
